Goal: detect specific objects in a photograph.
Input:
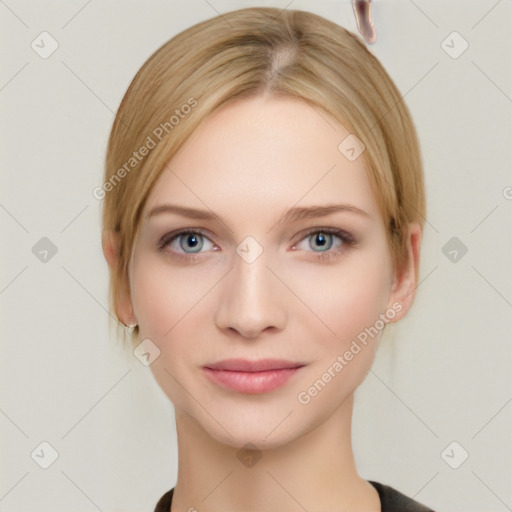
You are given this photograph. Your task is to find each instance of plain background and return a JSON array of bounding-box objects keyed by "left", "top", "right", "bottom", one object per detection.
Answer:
[{"left": 1, "top": 1, "right": 511, "bottom": 510}]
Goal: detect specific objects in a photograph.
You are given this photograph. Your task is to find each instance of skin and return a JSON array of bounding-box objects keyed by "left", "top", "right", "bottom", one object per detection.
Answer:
[{"left": 103, "top": 94, "right": 421, "bottom": 512}]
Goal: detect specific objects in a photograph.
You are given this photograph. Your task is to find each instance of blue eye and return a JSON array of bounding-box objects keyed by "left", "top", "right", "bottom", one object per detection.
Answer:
[
  {"left": 308, "top": 232, "right": 335, "bottom": 252},
  {"left": 158, "top": 228, "right": 355, "bottom": 261},
  {"left": 294, "top": 228, "right": 353, "bottom": 258},
  {"left": 159, "top": 230, "right": 215, "bottom": 256},
  {"left": 177, "top": 232, "right": 205, "bottom": 253}
]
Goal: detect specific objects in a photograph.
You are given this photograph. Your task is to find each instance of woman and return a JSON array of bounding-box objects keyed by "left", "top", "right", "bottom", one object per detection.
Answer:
[{"left": 101, "top": 7, "right": 436, "bottom": 511}]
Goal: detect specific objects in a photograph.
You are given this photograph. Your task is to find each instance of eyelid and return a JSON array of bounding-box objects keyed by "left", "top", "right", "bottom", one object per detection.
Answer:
[
  {"left": 292, "top": 226, "right": 356, "bottom": 246},
  {"left": 158, "top": 228, "right": 216, "bottom": 253}
]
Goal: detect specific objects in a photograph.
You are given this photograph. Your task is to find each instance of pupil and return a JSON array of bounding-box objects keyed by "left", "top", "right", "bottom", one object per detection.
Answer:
[
  {"left": 181, "top": 234, "right": 202, "bottom": 252},
  {"left": 312, "top": 233, "right": 331, "bottom": 251}
]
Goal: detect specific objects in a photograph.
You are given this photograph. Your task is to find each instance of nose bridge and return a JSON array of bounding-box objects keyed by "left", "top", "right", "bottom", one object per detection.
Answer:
[{"left": 214, "top": 240, "right": 286, "bottom": 337}]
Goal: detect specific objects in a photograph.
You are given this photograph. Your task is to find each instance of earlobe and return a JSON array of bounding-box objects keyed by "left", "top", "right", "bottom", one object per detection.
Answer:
[{"left": 387, "top": 223, "right": 422, "bottom": 323}]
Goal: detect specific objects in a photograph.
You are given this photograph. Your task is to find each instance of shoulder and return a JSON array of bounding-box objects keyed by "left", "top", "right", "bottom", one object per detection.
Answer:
[
  {"left": 368, "top": 480, "right": 437, "bottom": 512},
  {"left": 153, "top": 487, "right": 174, "bottom": 512},
  {"left": 154, "top": 484, "right": 438, "bottom": 512}
]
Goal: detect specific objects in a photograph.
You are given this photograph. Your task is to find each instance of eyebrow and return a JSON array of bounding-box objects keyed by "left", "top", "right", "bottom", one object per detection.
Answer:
[{"left": 147, "top": 203, "right": 370, "bottom": 228}]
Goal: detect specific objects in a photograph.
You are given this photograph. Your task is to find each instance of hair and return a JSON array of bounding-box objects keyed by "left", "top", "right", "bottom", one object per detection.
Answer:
[{"left": 101, "top": 7, "right": 426, "bottom": 350}]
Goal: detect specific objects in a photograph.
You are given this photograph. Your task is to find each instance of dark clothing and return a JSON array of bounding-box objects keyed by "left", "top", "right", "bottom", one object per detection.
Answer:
[
  {"left": 369, "top": 481, "right": 435, "bottom": 511},
  {"left": 154, "top": 480, "right": 436, "bottom": 511}
]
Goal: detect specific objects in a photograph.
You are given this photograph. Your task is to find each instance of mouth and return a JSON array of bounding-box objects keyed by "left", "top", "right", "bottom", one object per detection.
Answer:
[{"left": 203, "top": 359, "right": 306, "bottom": 394}]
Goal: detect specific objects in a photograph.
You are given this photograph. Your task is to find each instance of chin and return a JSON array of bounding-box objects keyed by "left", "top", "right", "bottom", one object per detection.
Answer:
[
  {"left": 196, "top": 402, "right": 327, "bottom": 453},
  {"left": 205, "top": 421, "right": 296, "bottom": 452}
]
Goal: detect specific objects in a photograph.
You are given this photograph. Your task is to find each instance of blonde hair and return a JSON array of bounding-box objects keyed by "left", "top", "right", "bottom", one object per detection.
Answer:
[{"left": 101, "top": 7, "right": 426, "bottom": 349}]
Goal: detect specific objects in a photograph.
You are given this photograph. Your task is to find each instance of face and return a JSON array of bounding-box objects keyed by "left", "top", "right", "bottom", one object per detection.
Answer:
[{"left": 124, "top": 95, "right": 404, "bottom": 449}]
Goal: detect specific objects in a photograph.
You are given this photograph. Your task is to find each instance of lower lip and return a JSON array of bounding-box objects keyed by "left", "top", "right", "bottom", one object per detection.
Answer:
[{"left": 202, "top": 367, "right": 302, "bottom": 394}]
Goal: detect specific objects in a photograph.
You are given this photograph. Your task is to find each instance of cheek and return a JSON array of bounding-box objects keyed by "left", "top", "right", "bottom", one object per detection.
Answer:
[
  {"left": 131, "top": 271, "right": 176, "bottom": 339},
  {"left": 129, "top": 253, "right": 219, "bottom": 341},
  {"left": 282, "top": 249, "right": 392, "bottom": 348},
  {"left": 334, "top": 265, "right": 390, "bottom": 340},
  {"left": 129, "top": 256, "right": 217, "bottom": 406},
  {"left": 290, "top": 259, "right": 391, "bottom": 412}
]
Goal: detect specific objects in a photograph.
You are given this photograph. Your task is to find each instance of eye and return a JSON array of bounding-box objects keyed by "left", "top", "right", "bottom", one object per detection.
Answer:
[
  {"left": 293, "top": 228, "right": 355, "bottom": 259},
  {"left": 158, "top": 230, "right": 215, "bottom": 258},
  {"left": 158, "top": 227, "right": 356, "bottom": 262}
]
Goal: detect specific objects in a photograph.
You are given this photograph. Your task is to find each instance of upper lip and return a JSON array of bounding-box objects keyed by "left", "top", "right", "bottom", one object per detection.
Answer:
[{"left": 204, "top": 359, "right": 305, "bottom": 372}]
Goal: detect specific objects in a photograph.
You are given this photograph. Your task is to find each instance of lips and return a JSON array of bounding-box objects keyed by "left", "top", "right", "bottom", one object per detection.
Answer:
[
  {"left": 204, "top": 358, "right": 305, "bottom": 372},
  {"left": 202, "top": 359, "right": 306, "bottom": 394}
]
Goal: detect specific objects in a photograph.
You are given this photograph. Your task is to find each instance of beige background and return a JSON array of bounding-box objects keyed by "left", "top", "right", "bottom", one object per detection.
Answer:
[{"left": 1, "top": 0, "right": 511, "bottom": 510}]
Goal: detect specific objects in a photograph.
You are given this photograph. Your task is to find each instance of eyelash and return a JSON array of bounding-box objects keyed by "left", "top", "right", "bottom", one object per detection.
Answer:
[{"left": 157, "top": 227, "right": 357, "bottom": 262}]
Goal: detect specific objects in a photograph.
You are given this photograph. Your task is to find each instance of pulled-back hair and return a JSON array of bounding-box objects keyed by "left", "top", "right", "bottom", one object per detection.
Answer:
[{"left": 101, "top": 7, "right": 426, "bottom": 348}]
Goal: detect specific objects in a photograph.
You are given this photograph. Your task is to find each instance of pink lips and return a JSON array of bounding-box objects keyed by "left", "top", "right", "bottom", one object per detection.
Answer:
[{"left": 203, "top": 359, "right": 305, "bottom": 394}]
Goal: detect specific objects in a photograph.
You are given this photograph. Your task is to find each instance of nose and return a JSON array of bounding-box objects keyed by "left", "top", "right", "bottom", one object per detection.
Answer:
[{"left": 214, "top": 248, "right": 287, "bottom": 339}]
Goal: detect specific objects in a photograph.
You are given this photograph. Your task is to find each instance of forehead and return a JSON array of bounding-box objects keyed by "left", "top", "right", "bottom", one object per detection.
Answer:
[{"left": 144, "top": 95, "right": 379, "bottom": 224}]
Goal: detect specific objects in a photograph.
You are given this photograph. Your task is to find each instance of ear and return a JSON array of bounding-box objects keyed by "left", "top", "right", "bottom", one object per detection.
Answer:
[
  {"left": 386, "top": 222, "right": 422, "bottom": 323},
  {"left": 101, "top": 230, "right": 136, "bottom": 326}
]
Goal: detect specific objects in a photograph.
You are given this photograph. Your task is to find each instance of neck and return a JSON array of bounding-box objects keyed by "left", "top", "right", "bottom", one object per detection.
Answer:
[{"left": 170, "top": 394, "right": 380, "bottom": 512}]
